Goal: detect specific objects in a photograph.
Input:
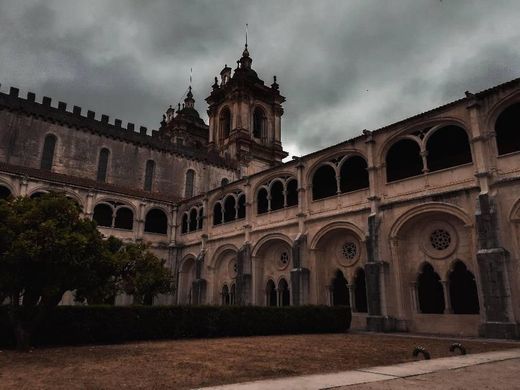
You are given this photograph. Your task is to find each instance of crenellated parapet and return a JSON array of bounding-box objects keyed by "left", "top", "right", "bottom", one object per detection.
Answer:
[{"left": 0, "top": 85, "right": 236, "bottom": 170}]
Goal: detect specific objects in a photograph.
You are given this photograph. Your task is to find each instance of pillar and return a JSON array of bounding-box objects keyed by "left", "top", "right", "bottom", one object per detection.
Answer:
[
  {"left": 441, "top": 280, "right": 453, "bottom": 314},
  {"left": 236, "top": 243, "right": 252, "bottom": 305},
  {"left": 476, "top": 193, "right": 518, "bottom": 338},
  {"left": 290, "top": 234, "right": 310, "bottom": 305}
]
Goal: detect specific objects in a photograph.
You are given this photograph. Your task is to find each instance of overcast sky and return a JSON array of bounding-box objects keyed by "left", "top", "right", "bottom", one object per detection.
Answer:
[{"left": 1, "top": 0, "right": 519, "bottom": 158}]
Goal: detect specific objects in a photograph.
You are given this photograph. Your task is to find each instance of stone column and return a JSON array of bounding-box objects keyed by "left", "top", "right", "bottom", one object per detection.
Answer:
[
  {"left": 441, "top": 280, "right": 453, "bottom": 314},
  {"left": 409, "top": 282, "right": 419, "bottom": 313},
  {"left": 236, "top": 243, "right": 252, "bottom": 305},
  {"left": 476, "top": 193, "right": 518, "bottom": 338},
  {"left": 191, "top": 249, "right": 207, "bottom": 305},
  {"left": 290, "top": 234, "right": 310, "bottom": 305},
  {"left": 348, "top": 285, "right": 356, "bottom": 312}
]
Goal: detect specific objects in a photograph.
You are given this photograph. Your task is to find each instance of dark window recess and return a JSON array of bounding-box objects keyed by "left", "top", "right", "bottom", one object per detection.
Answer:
[
  {"left": 0, "top": 186, "right": 12, "bottom": 200},
  {"left": 222, "top": 285, "right": 230, "bottom": 305},
  {"left": 266, "top": 280, "right": 277, "bottom": 306},
  {"left": 189, "top": 208, "right": 198, "bottom": 232},
  {"left": 223, "top": 196, "right": 236, "bottom": 222},
  {"left": 386, "top": 139, "right": 423, "bottom": 182},
  {"left": 93, "top": 204, "right": 113, "bottom": 227},
  {"left": 495, "top": 103, "right": 520, "bottom": 155},
  {"left": 354, "top": 268, "right": 368, "bottom": 313},
  {"left": 198, "top": 208, "right": 204, "bottom": 230},
  {"left": 230, "top": 284, "right": 236, "bottom": 305},
  {"left": 114, "top": 207, "right": 134, "bottom": 230},
  {"left": 449, "top": 261, "right": 480, "bottom": 314},
  {"left": 30, "top": 192, "right": 47, "bottom": 199},
  {"left": 426, "top": 126, "right": 472, "bottom": 171},
  {"left": 278, "top": 278, "right": 290, "bottom": 306},
  {"left": 213, "top": 203, "right": 223, "bottom": 225},
  {"left": 237, "top": 194, "right": 246, "bottom": 219},
  {"left": 286, "top": 179, "right": 298, "bottom": 207},
  {"left": 253, "top": 107, "right": 265, "bottom": 139},
  {"left": 144, "top": 160, "right": 155, "bottom": 191},
  {"left": 417, "top": 263, "right": 445, "bottom": 314},
  {"left": 313, "top": 165, "right": 337, "bottom": 200},
  {"left": 270, "top": 181, "right": 284, "bottom": 211},
  {"left": 332, "top": 270, "right": 349, "bottom": 306},
  {"left": 41, "top": 134, "right": 57, "bottom": 170},
  {"left": 220, "top": 107, "right": 231, "bottom": 139},
  {"left": 185, "top": 170, "right": 195, "bottom": 198},
  {"left": 97, "top": 148, "right": 110, "bottom": 182},
  {"left": 257, "top": 188, "right": 269, "bottom": 214},
  {"left": 144, "top": 208, "right": 168, "bottom": 234},
  {"left": 340, "top": 156, "right": 369, "bottom": 193},
  {"left": 182, "top": 213, "right": 189, "bottom": 233},
  {"left": 221, "top": 178, "right": 229, "bottom": 186}
]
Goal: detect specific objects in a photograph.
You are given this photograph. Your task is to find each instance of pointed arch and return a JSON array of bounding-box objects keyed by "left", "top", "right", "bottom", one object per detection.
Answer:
[
  {"left": 353, "top": 267, "right": 368, "bottom": 313},
  {"left": 448, "top": 260, "right": 480, "bottom": 314},
  {"left": 331, "top": 270, "right": 349, "bottom": 306},
  {"left": 417, "top": 262, "right": 445, "bottom": 314}
]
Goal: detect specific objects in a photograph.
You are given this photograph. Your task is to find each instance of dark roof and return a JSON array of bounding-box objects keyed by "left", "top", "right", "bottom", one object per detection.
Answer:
[{"left": 0, "top": 161, "right": 179, "bottom": 203}]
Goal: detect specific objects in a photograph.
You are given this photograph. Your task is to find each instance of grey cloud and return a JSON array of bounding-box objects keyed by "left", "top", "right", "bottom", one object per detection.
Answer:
[{"left": 1, "top": 0, "right": 519, "bottom": 157}]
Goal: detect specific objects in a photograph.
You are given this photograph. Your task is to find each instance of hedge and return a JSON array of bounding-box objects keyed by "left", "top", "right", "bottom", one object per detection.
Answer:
[{"left": 0, "top": 305, "right": 350, "bottom": 348}]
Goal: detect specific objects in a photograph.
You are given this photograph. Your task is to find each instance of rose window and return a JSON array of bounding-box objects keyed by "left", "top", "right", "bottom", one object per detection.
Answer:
[
  {"left": 342, "top": 242, "right": 357, "bottom": 260},
  {"left": 430, "top": 229, "right": 451, "bottom": 251}
]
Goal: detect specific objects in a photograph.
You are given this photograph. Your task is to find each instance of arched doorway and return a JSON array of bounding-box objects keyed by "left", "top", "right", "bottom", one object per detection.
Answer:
[
  {"left": 331, "top": 270, "right": 349, "bottom": 306},
  {"left": 449, "top": 261, "right": 480, "bottom": 314},
  {"left": 417, "top": 263, "right": 445, "bottom": 314}
]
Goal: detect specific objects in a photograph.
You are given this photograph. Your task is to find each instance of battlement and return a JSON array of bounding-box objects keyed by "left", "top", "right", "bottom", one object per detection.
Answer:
[{"left": 0, "top": 84, "right": 237, "bottom": 170}]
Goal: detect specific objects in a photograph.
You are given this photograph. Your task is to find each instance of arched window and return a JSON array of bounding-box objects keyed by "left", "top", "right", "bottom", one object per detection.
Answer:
[
  {"left": 237, "top": 194, "right": 246, "bottom": 219},
  {"left": 220, "top": 107, "right": 231, "bottom": 139},
  {"left": 144, "top": 208, "right": 168, "bottom": 234},
  {"left": 257, "top": 188, "right": 268, "bottom": 214},
  {"left": 97, "top": 148, "right": 110, "bottom": 182},
  {"left": 270, "top": 181, "right": 284, "bottom": 211},
  {"left": 495, "top": 103, "right": 520, "bottom": 155},
  {"left": 41, "top": 134, "right": 57, "bottom": 170},
  {"left": 93, "top": 203, "right": 113, "bottom": 227},
  {"left": 181, "top": 213, "right": 189, "bottom": 233},
  {"left": 223, "top": 196, "right": 236, "bottom": 222},
  {"left": 198, "top": 208, "right": 204, "bottom": 230},
  {"left": 213, "top": 202, "right": 223, "bottom": 225},
  {"left": 189, "top": 208, "right": 198, "bottom": 232},
  {"left": 253, "top": 107, "right": 265, "bottom": 139},
  {"left": 417, "top": 263, "right": 445, "bottom": 314},
  {"left": 354, "top": 268, "right": 368, "bottom": 313},
  {"left": 222, "top": 285, "right": 230, "bottom": 305},
  {"left": 426, "top": 126, "right": 472, "bottom": 171},
  {"left": 331, "top": 270, "right": 349, "bottom": 306},
  {"left": 266, "top": 280, "right": 277, "bottom": 307},
  {"left": 278, "top": 278, "right": 290, "bottom": 306},
  {"left": 0, "top": 186, "right": 12, "bottom": 200},
  {"left": 340, "top": 156, "right": 369, "bottom": 193},
  {"left": 230, "top": 283, "right": 236, "bottom": 305},
  {"left": 386, "top": 139, "right": 423, "bottom": 182},
  {"left": 30, "top": 191, "right": 47, "bottom": 199},
  {"left": 114, "top": 207, "right": 134, "bottom": 230},
  {"left": 312, "top": 165, "right": 337, "bottom": 200},
  {"left": 221, "top": 178, "right": 229, "bottom": 186},
  {"left": 449, "top": 261, "right": 480, "bottom": 314},
  {"left": 185, "top": 169, "right": 195, "bottom": 198},
  {"left": 144, "top": 160, "right": 155, "bottom": 191},
  {"left": 286, "top": 179, "right": 298, "bottom": 207}
]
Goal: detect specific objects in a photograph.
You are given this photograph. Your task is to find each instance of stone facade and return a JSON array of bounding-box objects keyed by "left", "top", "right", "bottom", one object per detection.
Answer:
[{"left": 1, "top": 46, "right": 520, "bottom": 338}]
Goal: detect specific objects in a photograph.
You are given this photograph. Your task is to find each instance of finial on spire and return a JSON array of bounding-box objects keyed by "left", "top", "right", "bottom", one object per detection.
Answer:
[
  {"left": 245, "top": 23, "right": 248, "bottom": 49},
  {"left": 271, "top": 75, "right": 279, "bottom": 90}
]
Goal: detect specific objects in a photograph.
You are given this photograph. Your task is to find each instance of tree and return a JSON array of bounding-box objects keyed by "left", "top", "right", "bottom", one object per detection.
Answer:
[
  {"left": 0, "top": 193, "right": 115, "bottom": 350},
  {"left": 75, "top": 239, "right": 174, "bottom": 306}
]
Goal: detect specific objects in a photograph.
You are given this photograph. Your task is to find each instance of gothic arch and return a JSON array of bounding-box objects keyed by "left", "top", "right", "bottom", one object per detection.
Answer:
[
  {"left": 484, "top": 90, "right": 520, "bottom": 133},
  {"left": 390, "top": 202, "right": 473, "bottom": 240},
  {"left": 252, "top": 233, "right": 293, "bottom": 257},
  {"left": 209, "top": 244, "right": 239, "bottom": 269},
  {"left": 0, "top": 180, "right": 16, "bottom": 198},
  {"left": 310, "top": 221, "right": 366, "bottom": 250}
]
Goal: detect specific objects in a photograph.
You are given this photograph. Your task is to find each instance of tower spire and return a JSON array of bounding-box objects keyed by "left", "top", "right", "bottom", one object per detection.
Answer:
[{"left": 245, "top": 23, "right": 248, "bottom": 49}]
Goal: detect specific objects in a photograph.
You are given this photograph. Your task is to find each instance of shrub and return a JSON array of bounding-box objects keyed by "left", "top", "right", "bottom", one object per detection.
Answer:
[{"left": 0, "top": 305, "right": 350, "bottom": 348}]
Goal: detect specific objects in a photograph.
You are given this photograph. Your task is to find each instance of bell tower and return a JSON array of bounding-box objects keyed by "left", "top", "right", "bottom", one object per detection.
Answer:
[{"left": 206, "top": 44, "right": 287, "bottom": 176}]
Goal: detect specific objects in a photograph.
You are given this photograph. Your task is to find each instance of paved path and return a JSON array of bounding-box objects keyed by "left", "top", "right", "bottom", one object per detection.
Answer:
[{"left": 197, "top": 348, "right": 520, "bottom": 390}]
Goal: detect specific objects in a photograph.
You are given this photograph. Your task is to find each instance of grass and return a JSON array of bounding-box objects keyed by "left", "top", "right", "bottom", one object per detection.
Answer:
[{"left": 0, "top": 333, "right": 517, "bottom": 389}]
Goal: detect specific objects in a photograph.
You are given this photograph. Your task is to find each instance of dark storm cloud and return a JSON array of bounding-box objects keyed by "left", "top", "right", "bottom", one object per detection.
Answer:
[{"left": 1, "top": 0, "right": 519, "bottom": 158}]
